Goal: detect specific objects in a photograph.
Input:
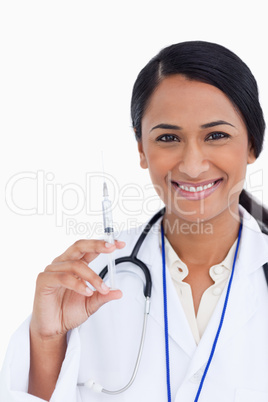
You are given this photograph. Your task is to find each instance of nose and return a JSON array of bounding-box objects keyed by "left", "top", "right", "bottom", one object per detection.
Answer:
[{"left": 178, "top": 143, "right": 209, "bottom": 178}]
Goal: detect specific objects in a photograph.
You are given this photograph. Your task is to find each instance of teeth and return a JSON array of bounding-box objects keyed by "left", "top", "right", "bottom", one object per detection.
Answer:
[{"left": 178, "top": 181, "right": 216, "bottom": 192}]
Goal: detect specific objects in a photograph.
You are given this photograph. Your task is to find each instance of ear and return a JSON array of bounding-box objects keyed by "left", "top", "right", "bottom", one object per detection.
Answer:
[
  {"left": 137, "top": 140, "right": 148, "bottom": 169},
  {"left": 247, "top": 143, "right": 257, "bottom": 165}
]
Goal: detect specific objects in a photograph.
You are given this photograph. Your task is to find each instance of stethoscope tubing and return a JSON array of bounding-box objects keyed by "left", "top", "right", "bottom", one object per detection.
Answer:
[
  {"left": 99, "top": 256, "right": 152, "bottom": 298},
  {"left": 99, "top": 207, "right": 165, "bottom": 298},
  {"left": 80, "top": 209, "right": 165, "bottom": 394}
]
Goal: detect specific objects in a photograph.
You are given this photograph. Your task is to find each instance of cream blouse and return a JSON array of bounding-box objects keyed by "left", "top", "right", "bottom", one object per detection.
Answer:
[{"left": 162, "top": 235, "right": 238, "bottom": 344}]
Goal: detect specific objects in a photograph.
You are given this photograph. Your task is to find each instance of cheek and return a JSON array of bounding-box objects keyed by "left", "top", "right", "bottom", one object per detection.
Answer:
[
  {"left": 222, "top": 149, "right": 248, "bottom": 176},
  {"left": 213, "top": 147, "right": 249, "bottom": 200},
  {"left": 207, "top": 141, "right": 248, "bottom": 175},
  {"left": 146, "top": 151, "right": 173, "bottom": 174},
  {"left": 145, "top": 153, "right": 173, "bottom": 197}
]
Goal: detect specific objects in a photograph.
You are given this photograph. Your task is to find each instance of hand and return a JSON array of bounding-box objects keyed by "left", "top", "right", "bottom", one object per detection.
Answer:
[{"left": 30, "top": 239, "right": 125, "bottom": 340}]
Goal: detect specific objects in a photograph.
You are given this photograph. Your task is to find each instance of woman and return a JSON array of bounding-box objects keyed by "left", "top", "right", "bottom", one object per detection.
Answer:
[{"left": 1, "top": 41, "right": 268, "bottom": 402}]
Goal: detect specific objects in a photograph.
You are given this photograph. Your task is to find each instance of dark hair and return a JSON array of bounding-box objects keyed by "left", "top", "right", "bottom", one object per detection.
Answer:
[{"left": 131, "top": 41, "right": 268, "bottom": 233}]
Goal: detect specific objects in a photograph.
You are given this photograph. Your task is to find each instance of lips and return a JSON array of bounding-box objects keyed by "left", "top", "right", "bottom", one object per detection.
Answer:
[{"left": 171, "top": 178, "right": 223, "bottom": 200}]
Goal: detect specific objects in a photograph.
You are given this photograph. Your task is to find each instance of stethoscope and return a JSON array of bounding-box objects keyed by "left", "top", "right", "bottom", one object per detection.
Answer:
[
  {"left": 79, "top": 208, "right": 243, "bottom": 402},
  {"left": 78, "top": 208, "right": 165, "bottom": 394}
]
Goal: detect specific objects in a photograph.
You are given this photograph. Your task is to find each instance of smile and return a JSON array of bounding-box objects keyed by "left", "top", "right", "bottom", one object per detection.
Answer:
[{"left": 171, "top": 178, "right": 223, "bottom": 200}]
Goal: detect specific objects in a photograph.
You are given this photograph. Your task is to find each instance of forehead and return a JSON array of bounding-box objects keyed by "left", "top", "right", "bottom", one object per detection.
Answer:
[{"left": 143, "top": 75, "right": 244, "bottom": 129}]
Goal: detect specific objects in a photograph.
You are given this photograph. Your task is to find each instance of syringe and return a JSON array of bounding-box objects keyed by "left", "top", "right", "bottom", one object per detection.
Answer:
[{"left": 102, "top": 181, "right": 117, "bottom": 289}]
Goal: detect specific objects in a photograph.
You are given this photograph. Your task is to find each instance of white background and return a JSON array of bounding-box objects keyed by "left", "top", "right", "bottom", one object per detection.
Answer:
[{"left": 1, "top": 0, "right": 268, "bottom": 367}]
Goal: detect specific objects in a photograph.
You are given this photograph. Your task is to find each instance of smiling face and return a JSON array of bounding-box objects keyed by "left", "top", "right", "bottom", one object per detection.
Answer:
[{"left": 138, "top": 75, "right": 256, "bottom": 224}]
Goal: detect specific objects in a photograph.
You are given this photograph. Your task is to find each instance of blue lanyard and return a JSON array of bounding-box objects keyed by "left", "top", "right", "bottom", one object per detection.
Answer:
[{"left": 161, "top": 221, "right": 243, "bottom": 402}]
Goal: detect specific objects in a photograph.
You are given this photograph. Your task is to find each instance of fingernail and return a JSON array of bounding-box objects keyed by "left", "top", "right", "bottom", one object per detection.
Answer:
[
  {"left": 116, "top": 240, "right": 126, "bottom": 246},
  {"left": 101, "top": 282, "right": 110, "bottom": 291},
  {"left": 105, "top": 242, "right": 113, "bottom": 248},
  {"left": 86, "top": 287, "right": 93, "bottom": 296}
]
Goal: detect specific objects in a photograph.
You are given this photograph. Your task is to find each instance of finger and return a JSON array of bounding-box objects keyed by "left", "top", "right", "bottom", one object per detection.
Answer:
[
  {"left": 37, "top": 271, "right": 96, "bottom": 298},
  {"left": 44, "top": 260, "right": 111, "bottom": 295},
  {"left": 37, "top": 272, "right": 123, "bottom": 302},
  {"left": 85, "top": 289, "right": 123, "bottom": 316},
  {"left": 82, "top": 239, "right": 126, "bottom": 264},
  {"left": 52, "top": 239, "right": 126, "bottom": 264}
]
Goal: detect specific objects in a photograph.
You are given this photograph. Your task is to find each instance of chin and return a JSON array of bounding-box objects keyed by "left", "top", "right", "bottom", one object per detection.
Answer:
[{"left": 167, "top": 202, "right": 233, "bottom": 224}]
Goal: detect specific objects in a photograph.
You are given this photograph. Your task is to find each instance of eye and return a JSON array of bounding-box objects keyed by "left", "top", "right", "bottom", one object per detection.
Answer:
[
  {"left": 206, "top": 132, "right": 230, "bottom": 141},
  {"left": 156, "top": 134, "right": 180, "bottom": 142}
]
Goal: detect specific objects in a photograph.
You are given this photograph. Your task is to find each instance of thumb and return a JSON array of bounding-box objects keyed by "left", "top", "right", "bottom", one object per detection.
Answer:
[{"left": 85, "top": 289, "right": 123, "bottom": 316}]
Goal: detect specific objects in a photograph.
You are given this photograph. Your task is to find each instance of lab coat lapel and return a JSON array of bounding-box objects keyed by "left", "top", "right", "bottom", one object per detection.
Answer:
[
  {"left": 183, "top": 264, "right": 259, "bottom": 381},
  {"left": 138, "top": 219, "right": 197, "bottom": 358}
]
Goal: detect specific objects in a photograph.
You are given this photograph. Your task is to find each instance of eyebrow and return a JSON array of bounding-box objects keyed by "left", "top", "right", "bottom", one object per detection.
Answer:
[
  {"left": 200, "top": 120, "right": 236, "bottom": 129},
  {"left": 150, "top": 123, "right": 182, "bottom": 132},
  {"left": 150, "top": 120, "right": 235, "bottom": 132}
]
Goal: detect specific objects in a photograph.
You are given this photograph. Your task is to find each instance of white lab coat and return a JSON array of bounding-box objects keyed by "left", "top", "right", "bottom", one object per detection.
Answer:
[{"left": 1, "top": 205, "right": 268, "bottom": 402}]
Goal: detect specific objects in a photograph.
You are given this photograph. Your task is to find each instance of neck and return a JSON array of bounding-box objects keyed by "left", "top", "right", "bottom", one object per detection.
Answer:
[{"left": 163, "top": 204, "right": 241, "bottom": 268}]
